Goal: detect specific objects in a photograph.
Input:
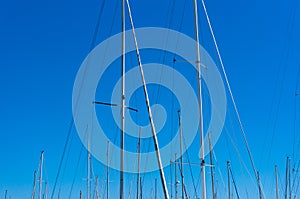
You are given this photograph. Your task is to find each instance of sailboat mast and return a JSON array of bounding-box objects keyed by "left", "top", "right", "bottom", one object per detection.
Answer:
[
  {"left": 93, "top": 176, "right": 99, "bottom": 199},
  {"left": 275, "top": 165, "right": 279, "bottom": 199},
  {"left": 227, "top": 161, "right": 230, "bottom": 199},
  {"left": 177, "top": 110, "right": 185, "bottom": 199},
  {"left": 39, "top": 151, "right": 44, "bottom": 199},
  {"left": 289, "top": 158, "right": 292, "bottom": 199},
  {"left": 31, "top": 170, "right": 37, "bottom": 199},
  {"left": 120, "top": 0, "right": 126, "bottom": 198},
  {"left": 192, "top": 0, "right": 206, "bottom": 198},
  {"left": 285, "top": 157, "right": 289, "bottom": 199},
  {"left": 175, "top": 154, "right": 178, "bottom": 199},
  {"left": 258, "top": 172, "right": 262, "bottom": 199}
]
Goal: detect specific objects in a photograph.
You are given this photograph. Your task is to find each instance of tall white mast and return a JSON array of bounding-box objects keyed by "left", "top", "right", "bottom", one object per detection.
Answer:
[
  {"left": 192, "top": 0, "right": 206, "bottom": 198},
  {"left": 285, "top": 157, "right": 289, "bottom": 199},
  {"left": 275, "top": 165, "right": 279, "bottom": 199},
  {"left": 177, "top": 110, "right": 185, "bottom": 199},
  {"left": 175, "top": 154, "right": 178, "bottom": 199},
  {"left": 258, "top": 172, "right": 262, "bottom": 199},
  {"left": 94, "top": 176, "right": 99, "bottom": 199},
  {"left": 39, "top": 151, "right": 44, "bottom": 199},
  {"left": 31, "top": 170, "right": 37, "bottom": 199},
  {"left": 227, "top": 161, "right": 230, "bottom": 199},
  {"left": 120, "top": 0, "right": 126, "bottom": 198}
]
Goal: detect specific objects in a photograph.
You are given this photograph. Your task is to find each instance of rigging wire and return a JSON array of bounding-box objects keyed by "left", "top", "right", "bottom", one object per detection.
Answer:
[
  {"left": 293, "top": 65, "right": 300, "bottom": 160},
  {"left": 51, "top": 0, "right": 109, "bottom": 197},
  {"left": 263, "top": 0, "right": 298, "bottom": 169},
  {"left": 127, "top": 134, "right": 140, "bottom": 199},
  {"left": 58, "top": 125, "right": 75, "bottom": 191},
  {"left": 89, "top": 0, "right": 106, "bottom": 51},
  {"left": 200, "top": 0, "right": 265, "bottom": 197},
  {"left": 182, "top": 134, "right": 199, "bottom": 198},
  {"left": 182, "top": 136, "right": 198, "bottom": 198},
  {"left": 278, "top": 167, "right": 286, "bottom": 199},
  {"left": 294, "top": 168, "right": 300, "bottom": 196},
  {"left": 50, "top": 119, "right": 74, "bottom": 199},
  {"left": 177, "top": 163, "right": 189, "bottom": 198},
  {"left": 227, "top": 107, "right": 253, "bottom": 196},
  {"left": 229, "top": 164, "right": 240, "bottom": 199},
  {"left": 291, "top": 65, "right": 300, "bottom": 197},
  {"left": 68, "top": 142, "right": 84, "bottom": 199},
  {"left": 213, "top": 151, "right": 226, "bottom": 195},
  {"left": 226, "top": 106, "right": 259, "bottom": 196}
]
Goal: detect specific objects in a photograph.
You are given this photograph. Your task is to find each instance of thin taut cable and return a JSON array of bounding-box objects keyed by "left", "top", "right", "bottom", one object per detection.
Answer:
[{"left": 201, "top": 0, "right": 265, "bottom": 198}]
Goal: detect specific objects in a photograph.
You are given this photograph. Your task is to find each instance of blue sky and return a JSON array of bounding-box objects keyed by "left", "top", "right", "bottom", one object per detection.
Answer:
[{"left": 0, "top": 0, "right": 300, "bottom": 198}]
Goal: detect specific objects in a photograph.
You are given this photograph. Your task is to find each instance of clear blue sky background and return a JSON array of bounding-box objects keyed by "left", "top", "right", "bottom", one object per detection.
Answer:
[{"left": 0, "top": 0, "right": 300, "bottom": 198}]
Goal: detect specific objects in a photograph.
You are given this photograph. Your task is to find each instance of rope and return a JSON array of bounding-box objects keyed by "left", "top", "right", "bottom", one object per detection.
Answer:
[{"left": 200, "top": 0, "right": 264, "bottom": 197}]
